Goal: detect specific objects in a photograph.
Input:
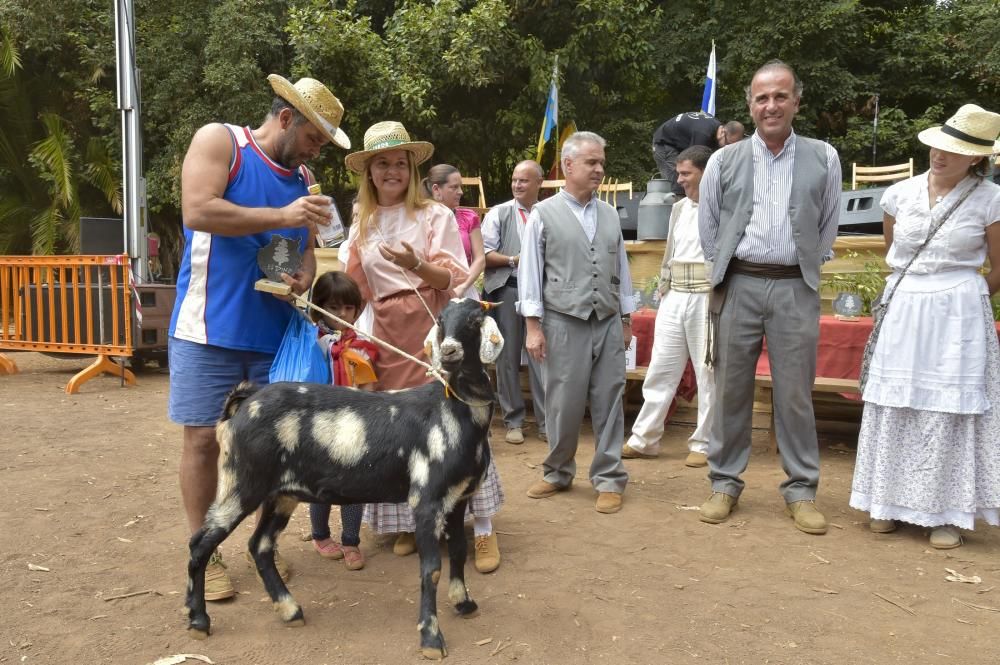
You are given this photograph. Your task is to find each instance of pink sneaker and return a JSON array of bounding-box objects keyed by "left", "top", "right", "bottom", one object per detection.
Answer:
[
  {"left": 313, "top": 538, "right": 345, "bottom": 560},
  {"left": 342, "top": 545, "right": 365, "bottom": 571}
]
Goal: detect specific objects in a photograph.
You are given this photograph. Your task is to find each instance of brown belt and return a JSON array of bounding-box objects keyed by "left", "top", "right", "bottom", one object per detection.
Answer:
[{"left": 729, "top": 258, "right": 802, "bottom": 279}]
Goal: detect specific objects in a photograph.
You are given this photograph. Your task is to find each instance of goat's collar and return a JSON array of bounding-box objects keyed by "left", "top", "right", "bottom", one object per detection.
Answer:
[
  {"left": 429, "top": 367, "right": 493, "bottom": 407},
  {"left": 442, "top": 382, "right": 493, "bottom": 407}
]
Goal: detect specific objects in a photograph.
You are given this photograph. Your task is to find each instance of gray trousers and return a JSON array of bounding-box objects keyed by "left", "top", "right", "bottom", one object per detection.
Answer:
[
  {"left": 708, "top": 273, "right": 821, "bottom": 502},
  {"left": 652, "top": 144, "right": 684, "bottom": 197},
  {"left": 488, "top": 283, "right": 546, "bottom": 432},
  {"left": 542, "top": 310, "right": 628, "bottom": 493}
]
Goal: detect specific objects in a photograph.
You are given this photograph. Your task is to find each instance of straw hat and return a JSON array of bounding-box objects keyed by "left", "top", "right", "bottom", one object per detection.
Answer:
[
  {"left": 917, "top": 104, "right": 1000, "bottom": 156},
  {"left": 345, "top": 121, "right": 434, "bottom": 174},
  {"left": 267, "top": 74, "right": 351, "bottom": 149}
]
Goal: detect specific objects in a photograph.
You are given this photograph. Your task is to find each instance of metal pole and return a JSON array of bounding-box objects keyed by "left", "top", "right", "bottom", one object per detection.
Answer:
[
  {"left": 115, "top": 0, "right": 149, "bottom": 283},
  {"left": 871, "top": 93, "right": 879, "bottom": 166}
]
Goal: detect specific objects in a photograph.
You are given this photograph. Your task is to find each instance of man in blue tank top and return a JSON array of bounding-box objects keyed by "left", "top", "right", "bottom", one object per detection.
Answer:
[{"left": 168, "top": 75, "right": 351, "bottom": 600}]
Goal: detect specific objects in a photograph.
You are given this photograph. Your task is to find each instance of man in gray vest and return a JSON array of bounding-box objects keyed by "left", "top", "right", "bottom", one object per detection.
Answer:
[
  {"left": 483, "top": 160, "right": 548, "bottom": 445},
  {"left": 518, "top": 131, "right": 635, "bottom": 514},
  {"left": 698, "top": 60, "right": 841, "bottom": 534}
]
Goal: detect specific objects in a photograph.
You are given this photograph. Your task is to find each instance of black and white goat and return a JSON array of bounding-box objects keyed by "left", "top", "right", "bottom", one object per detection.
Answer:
[{"left": 184, "top": 298, "right": 504, "bottom": 659}]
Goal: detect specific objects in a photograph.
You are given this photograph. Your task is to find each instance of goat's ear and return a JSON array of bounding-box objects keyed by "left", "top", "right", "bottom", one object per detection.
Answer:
[
  {"left": 479, "top": 315, "right": 504, "bottom": 364},
  {"left": 423, "top": 324, "right": 441, "bottom": 363}
]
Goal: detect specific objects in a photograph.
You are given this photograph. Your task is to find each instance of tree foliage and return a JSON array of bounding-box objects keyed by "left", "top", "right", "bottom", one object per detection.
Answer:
[{"left": 0, "top": 0, "right": 997, "bottom": 261}]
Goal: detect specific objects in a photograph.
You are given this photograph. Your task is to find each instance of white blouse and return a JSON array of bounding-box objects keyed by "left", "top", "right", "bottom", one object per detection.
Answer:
[
  {"left": 667, "top": 197, "right": 705, "bottom": 266},
  {"left": 881, "top": 172, "right": 1000, "bottom": 274}
]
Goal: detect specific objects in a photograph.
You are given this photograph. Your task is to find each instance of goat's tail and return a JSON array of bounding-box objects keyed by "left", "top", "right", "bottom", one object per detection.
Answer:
[{"left": 220, "top": 381, "right": 261, "bottom": 421}]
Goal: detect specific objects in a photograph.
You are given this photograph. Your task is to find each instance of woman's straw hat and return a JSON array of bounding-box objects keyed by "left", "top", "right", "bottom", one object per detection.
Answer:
[
  {"left": 267, "top": 74, "right": 351, "bottom": 149},
  {"left": 345, "top": 121, "right": 434, "bottom": 174},
  {"left": 918, "top": 104, "right": 1000, "bottom": 157}
]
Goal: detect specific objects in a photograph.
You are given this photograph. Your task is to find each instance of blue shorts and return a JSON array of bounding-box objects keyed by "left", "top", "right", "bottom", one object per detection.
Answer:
[{"left": 167, "top": 337, "right": 274, "bottom": 426}]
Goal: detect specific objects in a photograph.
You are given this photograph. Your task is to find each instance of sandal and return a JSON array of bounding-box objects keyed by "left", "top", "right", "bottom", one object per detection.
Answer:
[
  {"left": 313, "top": 538, "right": 345, "bottom": 560},
  {"left": 342, "top": 545, "right": 365, "bottom": 571}
]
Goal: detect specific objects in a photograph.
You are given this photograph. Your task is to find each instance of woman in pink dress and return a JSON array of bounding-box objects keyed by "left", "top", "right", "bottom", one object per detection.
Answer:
[
  {"left": 423, "top": 164, "right": 486, "bottom": 300},
  {"left": 343, "top": 123, "right": 504, "bottom": 573}
]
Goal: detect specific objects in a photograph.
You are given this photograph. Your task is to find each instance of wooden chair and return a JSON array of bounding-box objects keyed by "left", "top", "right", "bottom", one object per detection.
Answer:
[
  {"left": 851, "top": 158, "right": 913, "bottom": 189},
  {"left": 540, "top": 179, "right": 565, "bottom": 195},
  {"left": 460, "top": 176, "right": 487, "bottom": 208},
  {"left": 597, "top": 179, "right": 634, "bottom": 207}
]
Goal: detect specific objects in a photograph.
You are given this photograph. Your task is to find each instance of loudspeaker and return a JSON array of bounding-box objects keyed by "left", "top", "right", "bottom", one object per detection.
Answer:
[{"left": 80, "top": 217, "right": 125, "bottom": 255}]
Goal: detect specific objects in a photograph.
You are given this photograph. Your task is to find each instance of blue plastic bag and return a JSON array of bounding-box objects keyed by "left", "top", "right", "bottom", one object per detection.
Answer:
[{"left": 269, "top": 309, "right": 332, "bottom": 384}]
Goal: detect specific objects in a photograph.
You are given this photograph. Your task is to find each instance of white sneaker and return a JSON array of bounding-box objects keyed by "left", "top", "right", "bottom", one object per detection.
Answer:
[{"left": 505, "top": 427, "right": 524, "bottom": 444}]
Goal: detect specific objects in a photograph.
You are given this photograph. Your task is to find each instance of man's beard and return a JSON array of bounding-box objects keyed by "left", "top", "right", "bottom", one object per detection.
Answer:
[{"left": 275, "top": 134, "right": 301, "bottom": 169}]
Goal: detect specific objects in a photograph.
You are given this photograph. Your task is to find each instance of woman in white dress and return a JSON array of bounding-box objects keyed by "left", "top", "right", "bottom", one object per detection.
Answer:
[{"left": 850, "top": 104, "right": 1000, "bottom": 549}]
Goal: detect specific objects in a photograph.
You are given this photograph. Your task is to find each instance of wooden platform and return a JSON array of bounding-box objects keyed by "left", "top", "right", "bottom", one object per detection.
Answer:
[{"left": 755, "top": 375, "right": 862, "bottom": 453}]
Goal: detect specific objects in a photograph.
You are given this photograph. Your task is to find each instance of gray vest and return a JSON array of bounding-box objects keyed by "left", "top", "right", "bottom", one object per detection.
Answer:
[
  {"left": 709, "top": 135, "right": 830, "bottom": 290},
  {"left": 483, "top": 201, "right": 523, "bottom": 295},
  {"left": 538, "top": 194, "right": 622, "bottom": 321}
]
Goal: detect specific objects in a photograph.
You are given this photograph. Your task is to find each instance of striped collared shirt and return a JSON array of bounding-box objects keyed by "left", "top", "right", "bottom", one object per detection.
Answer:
[{"left": 699, "top": 130, "right": 841, "bottom": 266}]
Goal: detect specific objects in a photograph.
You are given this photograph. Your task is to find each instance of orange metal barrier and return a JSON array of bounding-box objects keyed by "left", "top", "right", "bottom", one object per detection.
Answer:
[{"left": 0, "top": 254, "right": 136, "bottom": 393}]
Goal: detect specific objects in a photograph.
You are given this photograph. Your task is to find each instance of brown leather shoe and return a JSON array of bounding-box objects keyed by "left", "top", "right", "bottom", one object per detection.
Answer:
[
  {"left": 595, "top": 492, "right": 623, "bottom": 514},
  {"left": 526, "top": 479, "right": 570, "bottom": 499},
  {"left": 204, "top": 550, "right": 235, "bottom": 601},
  {"left": 785, "top": 500, "right": 828, "bottom": 535},
  {"left": 393, "top": 532, "right": 417, "bottom": 556},
  {"left": 474, "top": 532, "right": 501, "bottom": 573},
  {"left": 622, "top": 443, "right": 658, "bottom": 459},
  {"left": 699, "top": 492, "right": 738, "bottom": 524},
  {"left": 685, "top": 451, "right": 708, "bottom": 467},
  {"left": 245, "top": 547, "right": 292, "bottom": 583}
]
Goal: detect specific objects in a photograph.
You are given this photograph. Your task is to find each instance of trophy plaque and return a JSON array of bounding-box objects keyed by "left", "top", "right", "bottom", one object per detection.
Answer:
[
  {"left": 255, "top": 235, "right": 303, "bottom": 296},
  {"left": 832, "top": 292, "right": 863, "bottom": 321}
]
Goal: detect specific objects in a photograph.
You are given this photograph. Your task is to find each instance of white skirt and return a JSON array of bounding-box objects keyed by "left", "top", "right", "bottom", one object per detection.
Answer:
[
  {"left": 850, "top": 293, "right": 1000, "bottom": 530},
  {"left": 863, "top": 269, "right": 989, "bottom": 414}
]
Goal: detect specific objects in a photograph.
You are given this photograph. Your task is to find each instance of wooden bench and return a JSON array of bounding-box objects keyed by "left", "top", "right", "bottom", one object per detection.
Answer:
[{"left": 754, "top": 375, "right": 861, "bottom": 453}]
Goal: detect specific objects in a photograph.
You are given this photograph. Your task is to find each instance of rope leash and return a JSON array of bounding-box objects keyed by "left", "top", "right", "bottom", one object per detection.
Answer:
[{"left": 291, "top": 292, "right": 492, "bottom": 408}]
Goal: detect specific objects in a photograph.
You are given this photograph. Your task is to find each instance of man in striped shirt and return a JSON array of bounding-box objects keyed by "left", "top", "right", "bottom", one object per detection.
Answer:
[{"left": 697, "top": 60, "right": 841, "bottom": 535}]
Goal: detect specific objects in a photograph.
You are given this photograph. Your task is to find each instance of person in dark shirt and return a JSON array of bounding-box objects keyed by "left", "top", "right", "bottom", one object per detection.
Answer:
[{"left": 652, "top": 112, "right": 744, "bottom": 195}]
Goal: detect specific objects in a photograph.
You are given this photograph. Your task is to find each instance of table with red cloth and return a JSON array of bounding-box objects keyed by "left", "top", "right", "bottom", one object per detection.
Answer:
[
  {"left": 630, "top": 309, "right": 698, "bottom": 423},
  {"left": 632, "top": 310, "right": 1000, "bottom": 408}
]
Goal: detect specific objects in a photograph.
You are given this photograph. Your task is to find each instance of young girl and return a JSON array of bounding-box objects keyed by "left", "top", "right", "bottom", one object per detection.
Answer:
[{"left": 309, "top": 270, "right": 379, "bottom": 570}]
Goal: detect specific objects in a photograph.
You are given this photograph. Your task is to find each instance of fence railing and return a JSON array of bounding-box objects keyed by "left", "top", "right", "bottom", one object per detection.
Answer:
[{"left": 0, "top": 254, "right": 136, "bottom": 392}]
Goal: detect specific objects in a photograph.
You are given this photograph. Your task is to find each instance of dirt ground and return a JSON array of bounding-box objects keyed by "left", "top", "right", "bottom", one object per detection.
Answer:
[{"left": 2, "top": 352, "right": 999, "bottom": 665}]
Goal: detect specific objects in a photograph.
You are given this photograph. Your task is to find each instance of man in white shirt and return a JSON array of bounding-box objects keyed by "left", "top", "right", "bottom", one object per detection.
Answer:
[
  {"left": 518, "top": 131, "right": 636, "bottom": 514},
  {"left": 482, "top": 161, "right": 547, "bottom": 445},
  {"left": 623, "top": 145, "right": 715, "bottom": 467},
  {"left": 698, "top": 60, "right": 841, "bottom": 534}
]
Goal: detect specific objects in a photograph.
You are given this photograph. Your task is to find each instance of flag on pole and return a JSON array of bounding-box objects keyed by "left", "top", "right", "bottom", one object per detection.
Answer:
[
  {"left": 548, "top": 120, "right": 578, "bottom": 180},
  {"left": 701, "top": 41, "right": 716, "bottom": 117},
  {"left": 536, "top": 58, "right": 559, "bottom": 162}
]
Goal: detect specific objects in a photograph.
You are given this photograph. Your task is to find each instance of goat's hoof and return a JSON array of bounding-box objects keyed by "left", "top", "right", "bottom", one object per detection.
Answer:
[
  {"left": 285, "top": 617, "right": 306, "bottom": 628},
  {"left": 420, "top": 646, "right": 448, "bottom": 660},
  {"left": 455, "top": 599, "right": 479, "bottom": 617},
  {"left": 187, "top": 624, "right": 210, "bottom": 640}
]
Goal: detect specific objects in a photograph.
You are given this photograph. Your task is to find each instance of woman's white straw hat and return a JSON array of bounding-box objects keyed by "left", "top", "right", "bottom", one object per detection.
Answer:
[
  {"left": 345, "top": 121, "right": 434, "bottom": 174},
  {"left": 918, "top": 104, "right": 1000, "bottom": 157},
  {"left": 267, "top": 74, "right": 351, "bottom": 149}
]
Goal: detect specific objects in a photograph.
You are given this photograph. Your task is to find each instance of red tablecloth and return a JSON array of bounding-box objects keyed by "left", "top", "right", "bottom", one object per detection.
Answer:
[
  {"left": 635, "top": 310, "right": 1000, "bottom": 397},
  {"left": 757, "top": 315, "right": 873, "bottom": 381}
]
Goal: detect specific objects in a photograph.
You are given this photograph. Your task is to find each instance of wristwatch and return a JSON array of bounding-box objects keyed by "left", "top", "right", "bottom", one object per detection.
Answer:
[
  {"left": 621, "top": 315, "right": 632, "bottom": 325},
  {"left": 508, "top": 255, "right": 517, "bottom": 268}
]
